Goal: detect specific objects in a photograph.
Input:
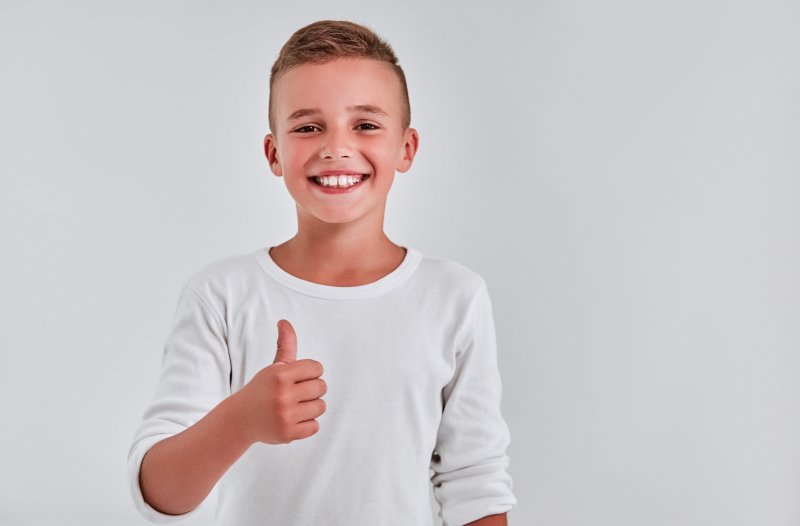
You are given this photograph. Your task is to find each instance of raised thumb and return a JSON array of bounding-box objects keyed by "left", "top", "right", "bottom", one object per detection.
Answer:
[{"left": 274, "top": 319, "right": 297, "bottom": 365}]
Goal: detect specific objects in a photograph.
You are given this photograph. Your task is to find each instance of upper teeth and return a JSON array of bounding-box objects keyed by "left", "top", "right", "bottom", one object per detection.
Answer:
[{"left": 314, "top": 175, "right": 363, "bottom": 187}]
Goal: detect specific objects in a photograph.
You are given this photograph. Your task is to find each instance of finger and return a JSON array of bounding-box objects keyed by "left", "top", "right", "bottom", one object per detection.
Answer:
[
  {"left": 293, "top": 378, "right": 327, "bottom": 402},
  {"left": 283, "top": 358, "right": 324, "bottom": 383},
  {"left": 274, "top": 319, "right": 298, "bottom": 365},
  {"left": 291, "top": 419, "right": 320, "bottom": 440},
  {"left": 295, "top": 399, "right": 326, "bottom": 422}
]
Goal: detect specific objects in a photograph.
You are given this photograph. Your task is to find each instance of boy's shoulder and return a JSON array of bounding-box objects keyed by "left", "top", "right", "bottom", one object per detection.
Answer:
[
  {"left": 413, "top": 249, "right": 489, "bottom": 296},
  {"left": 180, "top": 248, "right": 261, "bottom": 297}
]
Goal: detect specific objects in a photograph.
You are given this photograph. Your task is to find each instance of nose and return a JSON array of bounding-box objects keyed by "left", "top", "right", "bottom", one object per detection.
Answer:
[{"left": 319, "top": 127, "right": 352, "bottom": 159}]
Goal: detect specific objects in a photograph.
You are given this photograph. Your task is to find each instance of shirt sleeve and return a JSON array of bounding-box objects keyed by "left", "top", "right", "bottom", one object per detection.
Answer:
[
  {"left": 430, "top": 281, "right": 517, "bottom": 526},
  {"left": 127, "top": 284, "right": 232, "bottom": 523}
]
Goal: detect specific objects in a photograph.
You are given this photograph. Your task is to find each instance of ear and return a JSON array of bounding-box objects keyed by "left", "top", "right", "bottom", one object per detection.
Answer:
[
  {"left": 395, "top": 127, "right": 419, "bottom": 173},
  {"left": 264, "top": 133, "right": 283, "bottom": 177}
]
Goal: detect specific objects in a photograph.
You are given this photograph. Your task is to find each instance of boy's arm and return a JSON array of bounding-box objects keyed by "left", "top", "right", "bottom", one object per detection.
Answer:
[
  {"left": 430, "top": 280, "right": 516, "bottom": 526},
  {"left": 138, "top": 392, "right": 252, "bottom": 515},
  {"left": 128, "top": 284, "right": 234, "bottom": 522},
  {"left": 466, "top": 513, "right": 508, "bottom": 525}
]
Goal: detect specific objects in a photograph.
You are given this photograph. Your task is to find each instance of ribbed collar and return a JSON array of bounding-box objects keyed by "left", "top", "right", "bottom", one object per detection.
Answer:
[{"left": 253, "top": 245, "right": 421, "bottom": 299}]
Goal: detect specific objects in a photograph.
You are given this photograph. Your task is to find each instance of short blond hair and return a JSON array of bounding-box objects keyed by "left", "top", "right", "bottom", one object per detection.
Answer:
[{"left": 268, "top": 20, "right": 411, "bottom": 132}]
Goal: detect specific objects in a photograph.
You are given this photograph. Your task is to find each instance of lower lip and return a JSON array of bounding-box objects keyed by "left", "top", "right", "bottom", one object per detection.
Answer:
[{"left": 309, "top": 175, "right": 370, "bottom": 194}]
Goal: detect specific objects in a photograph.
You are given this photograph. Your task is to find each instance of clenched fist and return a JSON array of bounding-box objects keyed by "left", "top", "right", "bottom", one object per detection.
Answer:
[{"left": 231, "top": 319, "right": 327, "bottom": 445}]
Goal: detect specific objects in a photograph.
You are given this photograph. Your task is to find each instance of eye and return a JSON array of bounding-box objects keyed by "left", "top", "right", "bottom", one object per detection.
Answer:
[
  {"left": 293, "top": 125, "right": 320, "bottom": 133},
  {"left": 355, "top": 123, "right": 380, "bottom": 131}
]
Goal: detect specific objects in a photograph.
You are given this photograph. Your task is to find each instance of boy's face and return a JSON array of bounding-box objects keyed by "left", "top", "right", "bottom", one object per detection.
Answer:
[{"left": 264, "top": 57, "right": 419, "bottom": 225}]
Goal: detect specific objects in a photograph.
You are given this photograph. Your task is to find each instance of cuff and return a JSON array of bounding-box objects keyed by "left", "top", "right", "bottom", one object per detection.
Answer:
[{"left": 432, "top": 455, "right": 517, "bottom": 526}]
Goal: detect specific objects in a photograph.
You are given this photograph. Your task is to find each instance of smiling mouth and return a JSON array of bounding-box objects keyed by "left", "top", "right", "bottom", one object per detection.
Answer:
[{"left": 308, "top": 174, "right": 370, "bottom": 188}]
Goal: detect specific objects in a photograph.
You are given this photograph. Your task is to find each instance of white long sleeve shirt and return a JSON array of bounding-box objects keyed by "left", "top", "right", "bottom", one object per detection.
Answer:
[{"left": 127, "top": 246, "right": 516, "bottom": 526}]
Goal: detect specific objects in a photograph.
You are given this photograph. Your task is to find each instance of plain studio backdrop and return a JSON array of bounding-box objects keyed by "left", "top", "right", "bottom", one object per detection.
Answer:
[{"left": 1, "top": 1, "right": 798, "bottom": 525}]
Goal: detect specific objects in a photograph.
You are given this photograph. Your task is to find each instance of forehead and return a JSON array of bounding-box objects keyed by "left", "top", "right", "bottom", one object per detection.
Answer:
[{"left": 272, "top": 58, "right": 404, "bottom": 120}]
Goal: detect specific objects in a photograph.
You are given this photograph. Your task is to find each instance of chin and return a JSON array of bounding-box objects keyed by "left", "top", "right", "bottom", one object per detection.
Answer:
[{"left": 309, "top": 210, "right": 363, "bottom": 225}]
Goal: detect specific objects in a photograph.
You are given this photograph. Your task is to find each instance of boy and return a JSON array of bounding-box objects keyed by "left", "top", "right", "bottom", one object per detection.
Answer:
[{"left": 128, "top": 20, "right": 516, "bottom": 526}]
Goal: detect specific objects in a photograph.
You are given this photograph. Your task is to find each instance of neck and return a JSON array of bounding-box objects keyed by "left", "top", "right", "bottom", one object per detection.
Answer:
[
  {"left": 285, "top": 231, "right": 399, "bottom": 270},
  {"left": 272, "top": 203, "right": 405, "bottom": 279}
]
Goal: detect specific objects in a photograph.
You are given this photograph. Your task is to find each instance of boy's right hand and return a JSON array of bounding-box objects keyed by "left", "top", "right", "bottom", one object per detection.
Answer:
[{"left": 231, "top": 319, "right": 327, "bottom": 446}]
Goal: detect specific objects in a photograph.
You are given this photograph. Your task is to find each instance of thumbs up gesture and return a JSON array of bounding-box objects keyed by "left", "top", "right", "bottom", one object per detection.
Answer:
[{"left": 231, "top": 319, "right": 327, "bottom": 446}]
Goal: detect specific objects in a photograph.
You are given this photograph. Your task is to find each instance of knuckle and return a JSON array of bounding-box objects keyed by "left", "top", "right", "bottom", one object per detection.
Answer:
[
  {"left": 275, "top": 392, "right": 291, "bottom": 407},
  {"left": 271, "top": 369, "right": 286, "bottom": 384},
  {"left": 278, "top": 427, "right": 294, "bottom": 444},
  {"left": 274, "top": 425, "right": 288, "bottom": 442},
  {"left": 278, "top": 411, "right": 294, "bottom": 433},
  {"left": 277, "top": 411, "right": 290, "bottom": 427}
]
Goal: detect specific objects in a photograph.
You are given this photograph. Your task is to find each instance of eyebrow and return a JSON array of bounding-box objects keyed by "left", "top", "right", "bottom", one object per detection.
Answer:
[
  {"left": 287, "top": 108, "right": 320, "bottom": 121},
  {"left": 286, "top": 104, "right": 389, "bottom": 121},
  {"left": 349, "top": 104, "right": 389, "bottom": 117}
]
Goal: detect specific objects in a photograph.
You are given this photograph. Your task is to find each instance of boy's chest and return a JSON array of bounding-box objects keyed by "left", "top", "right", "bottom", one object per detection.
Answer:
[{"left": 226, "top": 292, "right": 462, "bottom": 404}]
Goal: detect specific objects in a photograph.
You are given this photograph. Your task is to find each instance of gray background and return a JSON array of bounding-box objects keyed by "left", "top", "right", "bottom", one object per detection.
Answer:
[{"left": 1, "top": 1, "right": 798, "bottom": 525}]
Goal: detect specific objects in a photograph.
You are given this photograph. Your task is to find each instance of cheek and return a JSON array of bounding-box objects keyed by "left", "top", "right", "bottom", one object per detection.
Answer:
[
  {"left": 363, "top": 139, "right": 399, "bottom": 167},
  {"left": 281, "top": 144, "right": 313, "bottom": 171}
]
